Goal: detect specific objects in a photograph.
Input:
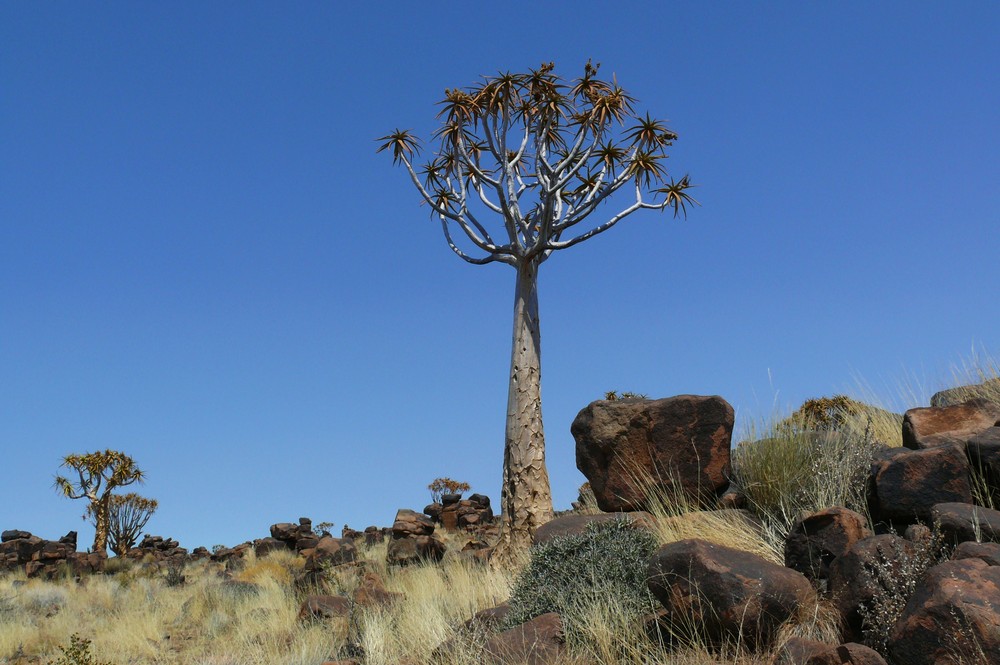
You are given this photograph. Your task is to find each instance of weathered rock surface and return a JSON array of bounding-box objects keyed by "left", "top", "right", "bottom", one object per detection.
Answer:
[
  {"left": 124, "top": 535, "right": 188, "bottom": 564},
  {"left": 868, "top": 444, "right": 971, "bottom": 524},
  {"left": 784, "top": 507, "right": 872, "bottom": 585},
  {"left": 887, "top": 558, "right": 1000, "bottom": 665},
  {"left": 804, "top": 642, "right": 887, "bottom": 665},
  {"left": 298, "top": 594, "right": 352, "bottom": 621},
  {"left": 828, "top": 534, "right": 916, "bottom": 640},
  {"left": 573, "top": 394, "right": 734, "bottom": 510},
  {"left": 902, "top": 399, "right": 1000, "bottom": 450},
  {"left": 303, "top": 536, "right": 357, "bottom": 571},
  {"left": 646, "top": 539, "right": 814, "bottom": 650},
  {"left": 932, "top": 502, "right": 1000, "bottom": 544},
  {"left": 482, "top": 612, "right": 565, "bottom": 665},
  {"left": 968, "top": 426, "right": 1000, "bottom": 506},
  {"left": 931, "top": 378, "right": 1000, "bottom": 407},
  {"left": 952, "top": 540, "right": 1000, "bottom": 566},
  {"left": 531, "top": 511, "right": 654, "bottom": 546}
]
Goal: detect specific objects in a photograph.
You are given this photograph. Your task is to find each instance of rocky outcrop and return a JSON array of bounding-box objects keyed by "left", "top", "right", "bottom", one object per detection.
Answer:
[
  {"left": 124, "top": 535, "right": 188, "bottom": 564},
  {"left": 931, "top": 502, "right": 1000, "bottom": 544},
  {"left": 887, "top": 558, "right": 1000, "bottom": 665},
  {"left": 931, "top": 378, "right": 1000, "bottom": 407},
  {"left": 303, "top": 536, "right": 357, "bottom": 572},
  {"left": 902, "top": 399, "right": 1000, "bottom": 450},
  {"left": 828, "top": 534, "right": 917, "bottom": 640},
  {"left": 646, "top": 539, "right": 814, "bottom": 650},
  {"left": 0, "top": 530, "right": 101, "bottom": 579},
  {"left": 482, "top": 612, "right": 565, "bottom": 665},
  {"left": 785, "top": 507, "right": 872, "bottom": 587},
  {"left": 804, "top": 642, "right": 888, "bottom": 665},
  {"left": 386, "top": 509, "right": 446, "bottom": 566},
  {"left": 532, "top": 511, "right": 655, "bottom": 546},
  {"left": 868, "top": 445, "right": 971, "bottom": 525},
  {"left": 573, "top": 394, "right": 734, "bottom": 510}
]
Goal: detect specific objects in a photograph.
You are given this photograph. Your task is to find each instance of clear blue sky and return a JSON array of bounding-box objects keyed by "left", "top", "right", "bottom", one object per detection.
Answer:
[{"left": 2, "top": 2, "right": 997, "bottom": 551}]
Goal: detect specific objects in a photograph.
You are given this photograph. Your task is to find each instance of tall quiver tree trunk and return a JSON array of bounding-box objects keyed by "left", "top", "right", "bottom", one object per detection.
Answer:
[{"left": 495, "top": 258, "right": 554, "bottom": 564}]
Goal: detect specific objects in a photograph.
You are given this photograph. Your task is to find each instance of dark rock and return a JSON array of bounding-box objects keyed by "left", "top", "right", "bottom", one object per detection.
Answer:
[
  {"left": 463, "top": 602, "right": 511, "bottom": 632},
  {"left": 469, "top": 493, "right": 491, "bottom": 508},
  {"left": 573, "top": 394, "right": 734, "bottom": 510},
  {"left": 932, "top": 502, "right": 1000, "bottom": 544},
  {"left": 646, "top": 538, "right": 815, "bottom": 650},
  {"left": 423, "top": 503, "right": 443, "bottom": 521},
  {"left": 784, "top": 507, "right": 872, "bottom": 584},
  {"left": 303, "top": 536, "right": 357, "bottom": 571},
  {"left": 386, "top": 535, "right": 445, "bottom": 566},
  {"left": 805, "top": 642, "right": 887, "bottom": 665},
  {"left": 352, "top": 572, "right": 403, "bottom": 608},
  {"left": 531, "top": 512, "right": 655, "bottom": 546},
  {"left": 887, "top": 558, "right": 1000, "bottom": 665},
  {"left": 773, "top": 637, "right": 829, "bottom": 664},
  {"left": 931, "top": 379, "right": 1000, "bottom": 407},
  {"left": 298, "top": 594, "right": 351, "bottom": 621},
  {"left": 902, "top": 399, "right": 1000, "bottom": 450},
  {"left": 869, "top": 444, "right": 971, "bottom": 524},
  {"left": 392, "top": 509, "right": 435, "bottom": 538},
  {"left": 968, "top": 426, "right": 1000, "bottom": 506},
  {"left": 2, "top": 530, "right": 31, "bottom": 542},
  {"left": 952, "top": 540, "right": 1000, "bottom": 566},
  {"left": 828, "top": 534, "right": 916, "bottom": 640},
  {"left": 441, "top": 493, "right": 462, "bottom": 506},
  {"left": 254, "top": 537, "right": 289, "bottom": 558},
  {"left": 482, "top": 612, "right": 565, "bottom": 665}
]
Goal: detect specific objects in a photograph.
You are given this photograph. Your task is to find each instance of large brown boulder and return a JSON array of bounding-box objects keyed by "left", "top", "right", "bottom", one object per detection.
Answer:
[
  {"left": 968, "top": 426, "right": 1000, "bottom": 506},
  {"left": 531, "top": 512, "right": 655, "bottom": 546},
  {"left": 827, "top": 534, "right": 916, "bottom": 640},
  {"left": 887, "top": 558, "right": 1000, "bottom": 665},
  {"left": 392, "top": 509, "right": 435, "bottom": 538},
  {"left": 303, "top": 536, "right": 356, "bottom": 571},
  {"left": 932, "top": 502, "right": 1000, "bottom": 544},
  {"left": 784, "top": 507, "right": 872, "bottom": 585},
  {"left": 298, "top": 594, "right": 351, "bottom": 621},
  {"left": 952, "top": 540, "right": 1000, "bottom": 566},
  {"left": 646, "top": 539, "right": 815, "bottom": 650},
  {"left": 931, "top": 378, "right": 1000, "bottom": 407},
  {"left": 573, "top": 395, "right": 734, "bottom": 511},
  {"left": 482, "top": 612, "right": 565, "bottom": 665},
  {"left": 804, "top": 643, "right": 887, "bottom": 665},
  {"left": 386, "top": 535, "right": 446, "bottom": 566},
  {"left": 869, "top": 445, "right": 971, "bottom": 524},
  {"left": 902, "top": 399, "right": 1000, "bottom": 450}
]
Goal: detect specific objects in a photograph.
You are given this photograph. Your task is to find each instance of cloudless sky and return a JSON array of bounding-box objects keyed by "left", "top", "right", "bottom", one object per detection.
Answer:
[{"left": 2, "top": 2, "right": 998, "bottom": 552}]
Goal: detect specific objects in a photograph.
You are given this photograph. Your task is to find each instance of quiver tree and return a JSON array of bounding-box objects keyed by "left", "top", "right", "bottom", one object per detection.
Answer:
[
  {"left": 379, "top": 61, "right": 696, "bottom": 563},
  {"left": 86, "top": 492, "right": 158, "bottom": 557},
  {"left": 428, "top": 477, "right": 472, "bottom": 503},
  {"left": 55, "top": 449, "right": 146, "bottom": 553}
]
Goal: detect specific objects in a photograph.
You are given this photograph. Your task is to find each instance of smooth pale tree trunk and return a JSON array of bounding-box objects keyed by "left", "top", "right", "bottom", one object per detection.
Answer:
[{"left": 492, "top": 258, "right": 554, "bottom": 565}]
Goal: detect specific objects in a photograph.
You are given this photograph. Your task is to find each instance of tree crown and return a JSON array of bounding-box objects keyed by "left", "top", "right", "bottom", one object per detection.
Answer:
[
  {"left": 378, "top": 60, "right": 697, "bottom": 267},
  {"left": 55, "top": 449, "right": 145, "bottom": 499}
]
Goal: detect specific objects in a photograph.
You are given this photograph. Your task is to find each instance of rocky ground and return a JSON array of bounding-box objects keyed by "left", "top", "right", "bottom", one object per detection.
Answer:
[{"left": 1, "top": 377, "right": 998, "bottom": 665}]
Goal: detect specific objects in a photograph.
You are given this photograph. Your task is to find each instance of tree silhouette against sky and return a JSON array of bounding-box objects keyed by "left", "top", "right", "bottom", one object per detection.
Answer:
[{"left": 380, "top": 61, "right": 696, "bottom": 562}]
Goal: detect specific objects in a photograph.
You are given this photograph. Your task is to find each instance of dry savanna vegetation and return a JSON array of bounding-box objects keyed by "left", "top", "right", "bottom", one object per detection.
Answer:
[{"left": 1, "top": 355, "right": 998, "bottom": 665}]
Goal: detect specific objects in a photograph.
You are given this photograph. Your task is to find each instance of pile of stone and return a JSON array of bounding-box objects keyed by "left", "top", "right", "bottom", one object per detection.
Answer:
[
  {"left": 255, "top": 517, "right": 319, "bottom": 557},
  {"left": 460, "top": 390, "right": 1000, "bottom": 665},
  {"left": 341, "top": 525, "right": 391, "bottom": 546},
  {"left": 0, "top": 530, "right": 104, "bottom": 579},
  {"left": 386, "top": 509, "right": 445, "bottom": 566},
  {"left": 423, "top": 493, "right": 494, "bottom": 531},
  {"left": 123, "top": 535, "right": 188, "bottom": 564}
]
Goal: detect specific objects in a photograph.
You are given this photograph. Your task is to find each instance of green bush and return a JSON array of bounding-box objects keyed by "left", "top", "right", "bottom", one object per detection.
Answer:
[
  {"left": 46, "top": 634, "right": 111, "bottom": 665},
  {"left": 504, "top": 518, "right": 659, "bottom": 634}
]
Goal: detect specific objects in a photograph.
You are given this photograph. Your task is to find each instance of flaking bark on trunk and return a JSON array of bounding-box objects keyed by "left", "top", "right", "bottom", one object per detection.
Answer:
[
  {"left": 92, "top": 494, "right": 110, "bottom": 553},
  {"left": 493, "top": 258, "right": 554, "bottom": 565}
]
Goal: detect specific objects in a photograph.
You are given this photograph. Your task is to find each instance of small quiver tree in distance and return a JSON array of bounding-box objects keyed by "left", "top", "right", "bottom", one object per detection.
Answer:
[
  {"left": 428, "top": 477, "right": 472, "bottom": 504},
  {"left": 87, "top": 492, "right": 158, "bottom": 557},
  {"left": 55, "top": 450, "right": 146, "bottom": 553},
  {"left": 379, "top": 61, "right": 697, "bottom": 564}
]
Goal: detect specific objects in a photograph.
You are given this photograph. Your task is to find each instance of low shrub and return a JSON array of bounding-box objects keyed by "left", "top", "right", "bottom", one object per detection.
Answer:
[
  {"left": 46, "top": 634, "right": 111, "bottom": 665},
  {"left": 504, "top": 518, "right": 659, "bottom": 636}
]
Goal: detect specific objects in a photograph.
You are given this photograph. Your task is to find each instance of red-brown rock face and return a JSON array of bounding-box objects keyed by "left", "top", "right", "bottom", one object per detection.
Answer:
[{"left": 573, "top": 395, "right": 734, "bottom": 511}]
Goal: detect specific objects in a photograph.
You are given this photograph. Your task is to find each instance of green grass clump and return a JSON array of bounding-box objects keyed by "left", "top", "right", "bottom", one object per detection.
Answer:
[{"left": 504, "top": 518, "right": 659, "bottom": 636}]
